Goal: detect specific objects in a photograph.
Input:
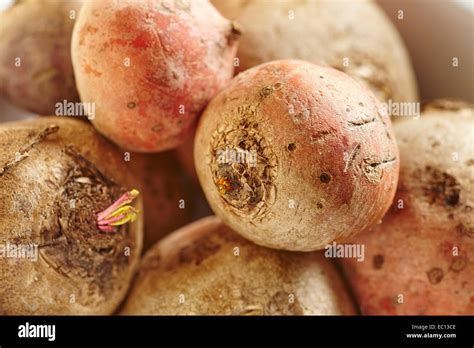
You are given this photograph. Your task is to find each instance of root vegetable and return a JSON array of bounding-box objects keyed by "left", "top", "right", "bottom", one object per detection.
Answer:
[
  {"left": 341, "top": 101, "right": 474, "bottom": 315},
  {"left": 71, "top": 0, "right": 241, "bottom": 152},
  {"left": 121, "top": 216, "right": 356, "bottom": 315},
  {"left": 211, "top": 0, "right": 418, "bottom": 104},
  {"left": 0, "top": 117, "right": 143, "bottom": 314},
  {"left": 175, "top": 128, "right": 198, "bottom": 182},
  {"left": 194, "top": 60, "right": 399, "bottom": 251},
  {"left": 129, "top": 152, "right": 193, "bottom": 250},
  {"left": 0, "top": 0, "right": 81, "bottom": 114}
]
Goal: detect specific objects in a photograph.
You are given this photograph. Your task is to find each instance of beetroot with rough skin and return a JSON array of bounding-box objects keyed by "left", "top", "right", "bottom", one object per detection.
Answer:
[{"left": 195, "top": 60, "right": 399, "bottom": 251}]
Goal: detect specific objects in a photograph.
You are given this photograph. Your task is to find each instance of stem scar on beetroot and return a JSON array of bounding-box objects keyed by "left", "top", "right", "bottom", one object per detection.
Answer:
[
  {"left": 209, "top": 113, "right": 278, "bottom": 220},
  {"left": 33, "top": 145, "right": 139, "bottom": 295}
]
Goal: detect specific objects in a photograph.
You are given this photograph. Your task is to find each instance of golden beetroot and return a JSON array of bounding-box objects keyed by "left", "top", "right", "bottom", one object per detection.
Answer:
[
  {"left": 195, "top": 60, "right": 399, "bottom": 251},
  {"left": 72, "top": 0, "right": 241, "bottom": 152},
  {"left": 212, "top": 0, "right": 418, "bottom": 104},
  {"left": 121, "top": 216, "right": 356, "bottom": 315},
  {"left": 341, "top": 102, "right": 474, "bottom": 315},
  {"left": 0, "top": 0, "right": 81, "bottom": 114},
  {"left": 129, "top": 152, "right": 193, "bottom": 250},
  {"left": 0, "top": 117, "right": 143, "bottom": 314}
]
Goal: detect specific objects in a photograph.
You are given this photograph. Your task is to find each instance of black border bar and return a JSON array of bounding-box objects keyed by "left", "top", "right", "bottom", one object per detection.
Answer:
[{"left": 0, "top": 315, "right": 473, "bottom": 346}]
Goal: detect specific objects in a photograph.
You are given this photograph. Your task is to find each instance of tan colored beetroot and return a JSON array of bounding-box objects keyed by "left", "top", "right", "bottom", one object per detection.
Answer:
[
  {"left": 0, "top": 117, "right": 143, "bottom": 314},
  {"left": 341, "top": 102, "right": 474, "bottom": 315},
  {"left": 121, "top": 216, "right": 357, "bottom": 315},
  {"left": 0, "top": 0, "right": 81, "bottom": 114},
  {"left": 129, "top": 152, "right": 193, "bottom": 250},
  {"left": 175, "top": 127, "right": 198, "bottom": 182},
  {"left": 195, "top": 60, "right": 399, "bottom": 251},
  {"left": 72, "top": 0, "right": 241, "bottom": 152},
  {"left": 211, "top": 0, "right": 418, "bottom": 104}
]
